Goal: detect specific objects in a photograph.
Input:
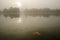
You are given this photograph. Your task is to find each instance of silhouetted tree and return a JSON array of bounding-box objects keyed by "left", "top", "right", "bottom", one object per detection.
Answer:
[
  {"left": 24, "top": 8, "right": 60, "bottom": 17},
  {"left": 3, "top": 7, "right": 20, "bottom": 18}
]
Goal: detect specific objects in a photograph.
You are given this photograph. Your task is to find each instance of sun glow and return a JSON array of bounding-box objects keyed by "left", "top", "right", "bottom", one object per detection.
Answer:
[
  {"left": 16, "top": 2, "right": 22, "bottom": 7},
  {"left": 12, "top": 1, "right": 22, "bottom": 8}
]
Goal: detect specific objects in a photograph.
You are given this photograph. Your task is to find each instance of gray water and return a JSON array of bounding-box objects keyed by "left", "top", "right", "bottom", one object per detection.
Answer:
[
  {"left": 0, "top": 15, "right": 60, "bottom": 33},
  {"left": 0, "top": 15, "right": 60, "bottom": 39}
]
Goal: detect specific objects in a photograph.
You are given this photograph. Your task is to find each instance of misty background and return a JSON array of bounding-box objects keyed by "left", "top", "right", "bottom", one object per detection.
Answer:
[{"left": 0, "top": 0, "right": 60, "bottom": 40}]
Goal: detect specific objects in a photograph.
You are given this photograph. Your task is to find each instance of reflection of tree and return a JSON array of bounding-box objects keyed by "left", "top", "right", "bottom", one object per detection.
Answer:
[
  {"left": 3, "top": 7, "right": 20, "bottom": 18},
  {"left": 0, "top": 10, "right": 2, "bottom": 15},
  {"left": 3, "top": 8, "right": 8, "bottom": 17}
]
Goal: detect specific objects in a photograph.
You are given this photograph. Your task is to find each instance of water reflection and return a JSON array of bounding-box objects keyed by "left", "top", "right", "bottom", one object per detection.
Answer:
[
  {"left": 0, "top": 15, "right": 60, "bottom": 40},
  {"left": 0, "top": 15, "right": 60, "bottom": 32}
]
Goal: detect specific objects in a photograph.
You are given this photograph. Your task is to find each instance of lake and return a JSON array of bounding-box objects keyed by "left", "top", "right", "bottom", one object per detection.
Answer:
[{"left": 0, "top": 14, "right": 60, "bottom": 40}]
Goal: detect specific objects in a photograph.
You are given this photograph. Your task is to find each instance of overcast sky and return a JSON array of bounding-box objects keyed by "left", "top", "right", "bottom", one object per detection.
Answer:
[{"left": 0, "top": 0, "right": 60, "bottom": 10}]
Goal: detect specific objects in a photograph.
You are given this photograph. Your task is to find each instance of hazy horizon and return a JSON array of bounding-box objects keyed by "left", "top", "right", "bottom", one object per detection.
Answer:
[{"left": 0, "top": 0, "right": 60, "bottom": 10}]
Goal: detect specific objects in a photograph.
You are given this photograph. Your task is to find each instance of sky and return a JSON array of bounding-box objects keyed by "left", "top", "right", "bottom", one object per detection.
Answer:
[{"left": 0, "top": 0, "right": 60, "bottom": 10}]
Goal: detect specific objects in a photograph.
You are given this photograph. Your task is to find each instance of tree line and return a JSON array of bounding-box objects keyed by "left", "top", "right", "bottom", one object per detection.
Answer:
[
  {"left": 0, "top": 8, "right": 60, "bottom": 18},
  {"left": 24, "top": 8, "right": 60, "bottom": 17},
  {"left": 0, "top": 7, "right": 20, "bottom": 18}
]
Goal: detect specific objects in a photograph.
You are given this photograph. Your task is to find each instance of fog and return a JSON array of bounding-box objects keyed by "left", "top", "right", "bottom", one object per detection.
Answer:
[
  {"left": 0, "top": 14, "right": 60, "bottom": 40},
  {"left": 0, "top": 0, "right": 60, "bottom": 40},
  {"left": 0, "top": 0, "right": 60, "bottom": 9}
]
